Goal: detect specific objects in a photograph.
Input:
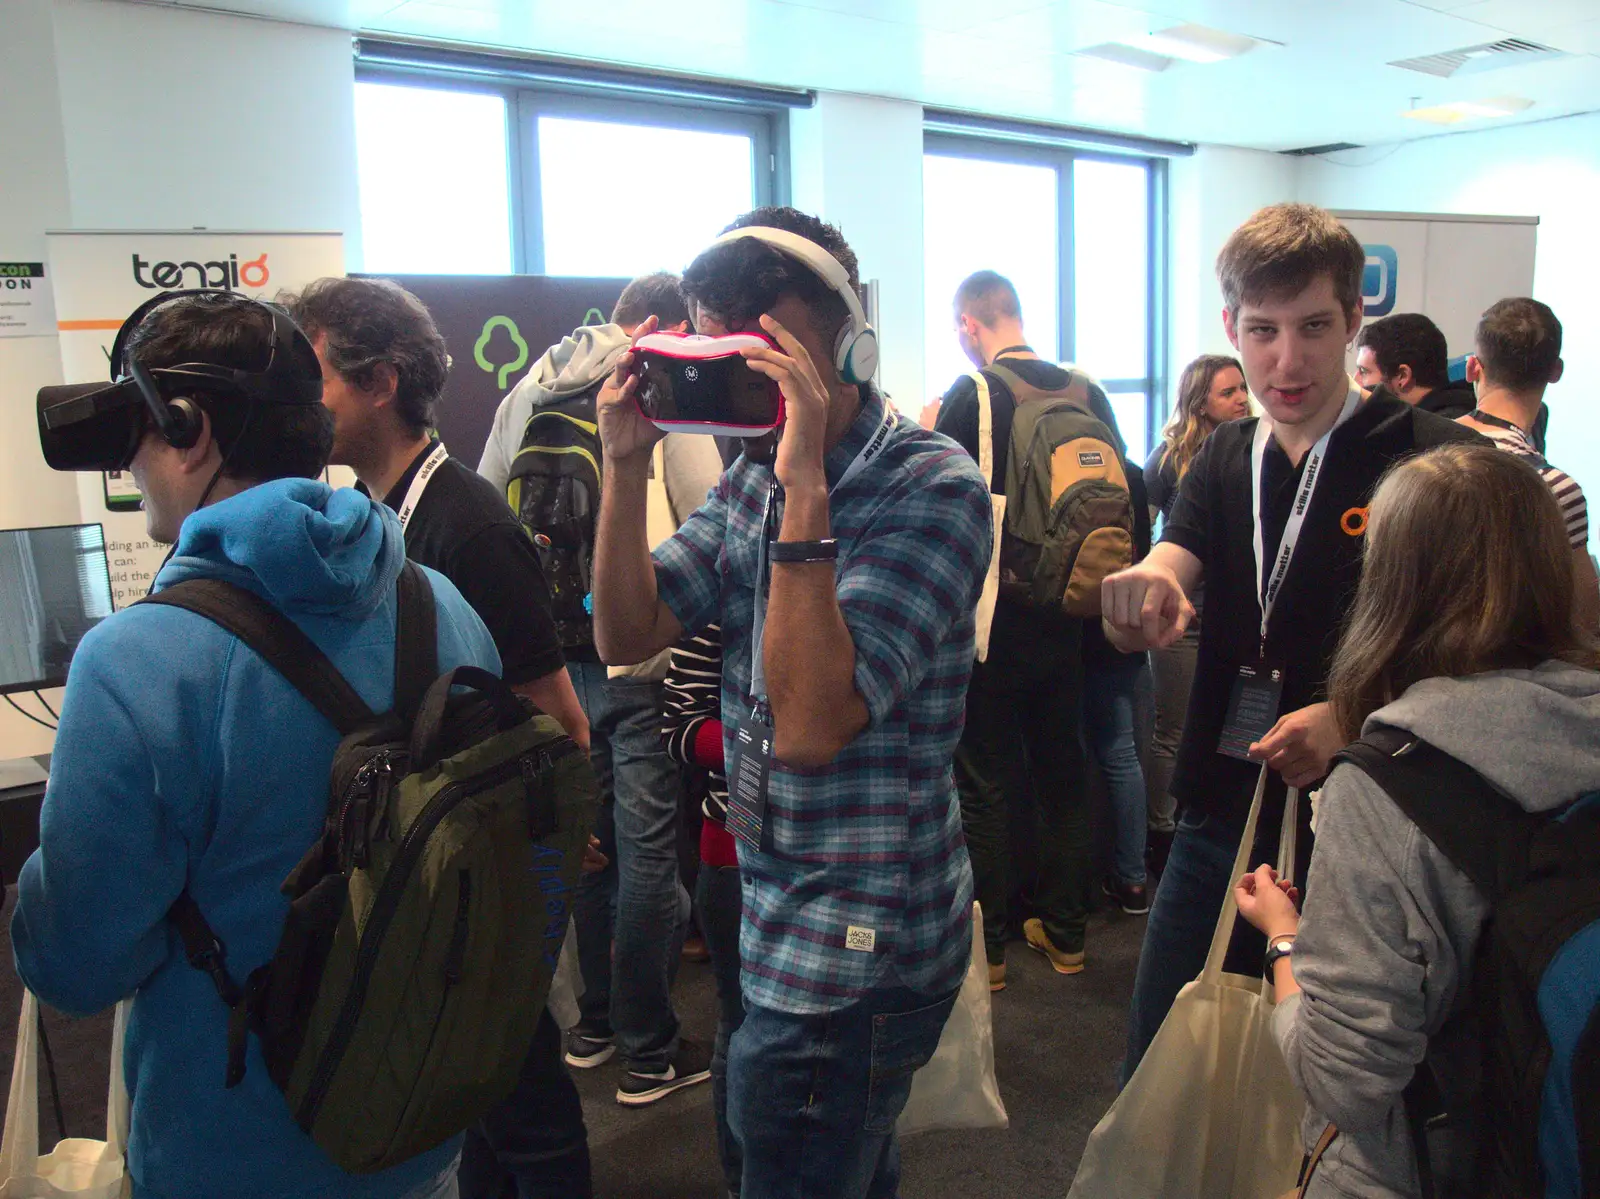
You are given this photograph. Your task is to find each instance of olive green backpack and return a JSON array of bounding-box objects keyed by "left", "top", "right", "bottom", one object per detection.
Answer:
[
  {"left": 977, "top": 362, "right": 1134, "bottom": 617},
  {"left": 140, "top": 562, "right": 598, "bottom": 1174}
]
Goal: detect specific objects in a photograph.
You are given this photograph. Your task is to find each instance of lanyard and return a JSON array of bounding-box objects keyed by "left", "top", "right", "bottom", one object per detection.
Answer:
[
  {"left": 396, "top": 442, "right": 448, "bottom": 534},
  {"left": 749, "top": 403, "right": 898, "bottom": 705},
  {"left": 1250, "top": 381, "right": 1360, "bottom": 651}
]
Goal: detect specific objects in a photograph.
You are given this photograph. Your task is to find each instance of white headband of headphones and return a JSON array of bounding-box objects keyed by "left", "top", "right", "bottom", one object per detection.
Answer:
[{"left": 709, "top": 225, "right": 878, "bottom": 384}]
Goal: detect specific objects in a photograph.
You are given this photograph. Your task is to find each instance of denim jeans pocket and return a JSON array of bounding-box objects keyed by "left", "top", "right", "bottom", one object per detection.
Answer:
[
  {"left": 1177, "top": 808, "right": 1212, "bottom": 834},
  {"left": 862, "top": 993, "right": 956, "bottom": 1134}
]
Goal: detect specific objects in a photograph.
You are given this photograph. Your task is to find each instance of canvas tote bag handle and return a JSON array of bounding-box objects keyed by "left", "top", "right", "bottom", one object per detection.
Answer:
[
  {"left": 971, "top": 371, "right": 1005, "bottom": 663},
  {"left": 1202, "top": 767, "right": 1301, "bottom": 997},
  {"left": 0, "top": 992, "right": 131, "bottom": 1180}
]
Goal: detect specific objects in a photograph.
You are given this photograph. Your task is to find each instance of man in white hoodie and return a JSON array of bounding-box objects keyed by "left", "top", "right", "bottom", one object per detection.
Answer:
[{"left": 479, "top": 275, "right": 725, "bottom": 1105}]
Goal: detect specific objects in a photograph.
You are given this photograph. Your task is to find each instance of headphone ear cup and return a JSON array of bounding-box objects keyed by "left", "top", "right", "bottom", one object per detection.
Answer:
[
  {"left": 163, "top": 397, "right": 203, "bottom": 449},
  {"left": 836, "top": 326, "right": 879, "bottom": 386}
]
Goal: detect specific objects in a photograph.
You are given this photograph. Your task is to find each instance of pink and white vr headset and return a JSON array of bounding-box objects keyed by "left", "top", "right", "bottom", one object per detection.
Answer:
[{"left": 632, "top": 226, "right": 879, "bottom": 437}]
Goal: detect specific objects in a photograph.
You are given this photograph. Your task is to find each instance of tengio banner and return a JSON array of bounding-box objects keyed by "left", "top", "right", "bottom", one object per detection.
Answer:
[{"left": 46, "top": 230, "right": 345, "bottom": 608}]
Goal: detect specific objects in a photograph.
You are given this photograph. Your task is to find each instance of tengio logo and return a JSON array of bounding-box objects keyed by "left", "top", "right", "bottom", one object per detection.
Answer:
[{"left": 131, "top": 252, "right": 270, "bottom": 291}]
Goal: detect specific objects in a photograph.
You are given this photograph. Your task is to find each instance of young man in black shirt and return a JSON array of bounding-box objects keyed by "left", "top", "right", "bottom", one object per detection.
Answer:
[
  {"left": 1100, "top": 205, "right": 1480, "bottom": 1082},
  {"left": 289, "top": 277, "right": 593, "bottom": 1199},
  {"left": 934, "top": 270, "right": 1127, "bottom": 985}
]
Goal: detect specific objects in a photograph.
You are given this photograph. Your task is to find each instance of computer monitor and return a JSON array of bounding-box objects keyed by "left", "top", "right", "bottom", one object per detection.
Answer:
[{"left": 0, "top": 523, "right": 115, "bottom": 696}]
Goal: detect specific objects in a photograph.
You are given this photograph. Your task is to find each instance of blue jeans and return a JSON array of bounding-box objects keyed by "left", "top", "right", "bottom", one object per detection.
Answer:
[
  {"left": 459, "top": 1010, "right": 591, "bottom": 1199},
  {"left": 1083, "top": 654, "right": 1150, "bottom": 886},
  {"left": 569, "top": 661, "right": 689, "bottom": 1072},
  {"left": 727, "top": 986, "right": 959, "bottom": 1199},
  {"left": 697, "top": 862, "right": 746, "bottom": 1197},
  {"left": 1121, "top": 807, "right": 1260, "bottom": 1086}
]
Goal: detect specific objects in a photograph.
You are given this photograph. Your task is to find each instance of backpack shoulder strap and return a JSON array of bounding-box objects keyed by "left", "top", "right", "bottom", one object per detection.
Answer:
[
  {"left": 138, "top": 579, "right": 372, "bottom": 736},
  {"left": 1332, "top": 724, "right": 1514, "bottom": 898},
  {"left": 393, "top": 560, "right": 438, "bottom": 722}
]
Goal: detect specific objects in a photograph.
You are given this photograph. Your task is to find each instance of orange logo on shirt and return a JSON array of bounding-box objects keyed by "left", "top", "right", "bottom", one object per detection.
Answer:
[{"left": 1340, "top": 506, "right": 1369, "bottom": 537}]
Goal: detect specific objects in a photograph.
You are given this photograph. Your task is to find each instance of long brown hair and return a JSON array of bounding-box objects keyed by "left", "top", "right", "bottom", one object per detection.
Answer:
[
  {"left": 1159, "top": 354, "right": 1244, "bottom": 479},
  {"left": 1327, "top": 442, "right": 1600, "bottom": 739}
]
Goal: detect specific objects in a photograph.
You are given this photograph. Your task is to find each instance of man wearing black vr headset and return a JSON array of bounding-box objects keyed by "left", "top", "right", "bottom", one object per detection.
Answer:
[
  {"left": 591, "top": 208, "right": 991, "bottom": 1199},
  {"left": 19, "top": 291, "right": 500, "bottom": 1199}
]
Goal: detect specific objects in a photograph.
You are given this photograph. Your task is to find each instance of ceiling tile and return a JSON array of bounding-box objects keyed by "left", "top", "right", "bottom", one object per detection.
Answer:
[
  {"left": 1446, "top": 0, "right": 1600, "bottom": 34},
  {"left": 169, "top": 0, "right": 1600, "bottom": 151}
]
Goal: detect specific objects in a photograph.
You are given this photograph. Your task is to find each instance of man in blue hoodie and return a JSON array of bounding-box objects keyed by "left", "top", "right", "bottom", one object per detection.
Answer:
[{"left": 13, "top": 291, "right": 500, "bottom": 1199}]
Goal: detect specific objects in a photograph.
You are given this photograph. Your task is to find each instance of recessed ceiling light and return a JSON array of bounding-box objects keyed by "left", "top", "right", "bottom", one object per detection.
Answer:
[
  {"left": 1075, "top": 43, "right": 1172, "bottom": 72},
  {"left": 1139, "top": 23, "right": 1264, "bottom": 64},
  {"left": 1401, "top": 95, "right": 1535, "bottom": 124}
]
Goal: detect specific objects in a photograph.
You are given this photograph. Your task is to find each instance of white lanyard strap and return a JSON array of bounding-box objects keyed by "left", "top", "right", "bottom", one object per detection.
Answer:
[
  {"left": 396, "top": 443, "right": 448, "bottom": 534},
  {"left": 750, "top": 403, "right": 898, "bottom": 704},
  {"left": 1250, "top": 381, "right": 1360, "bottom": 647}
]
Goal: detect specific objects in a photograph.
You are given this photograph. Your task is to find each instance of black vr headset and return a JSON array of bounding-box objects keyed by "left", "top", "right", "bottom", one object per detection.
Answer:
[{"left": 36, "top": 288, "right": 324, "bottom": 472}]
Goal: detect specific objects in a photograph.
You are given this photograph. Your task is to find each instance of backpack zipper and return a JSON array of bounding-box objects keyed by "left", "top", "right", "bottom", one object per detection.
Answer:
[
  {"left": 296, "top": 739, "right": 579, "bottom": 1128},
  {"left": 442, "top": 871, "right": 471, "bottom": 987}
]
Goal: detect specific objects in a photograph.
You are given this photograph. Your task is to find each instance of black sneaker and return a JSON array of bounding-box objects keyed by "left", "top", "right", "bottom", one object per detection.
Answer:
[
  {"left": 1102, "top": 875, "right": 1150, "bottom": 916},
  {"left": 564, "top": 1025, "right": 616, "bottom": 1069},
  {"left": 616, "top": 1038, "right": 713, "bottom": 1106}
]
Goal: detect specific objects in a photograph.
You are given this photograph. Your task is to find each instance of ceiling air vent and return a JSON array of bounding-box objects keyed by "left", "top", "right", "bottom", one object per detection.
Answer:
[
  {"left": 1389, "top": 38, "right": 1567, "bottom": 79},
  {"left": 1280, "top": 142, "right": 1363, "bottom": 156}
]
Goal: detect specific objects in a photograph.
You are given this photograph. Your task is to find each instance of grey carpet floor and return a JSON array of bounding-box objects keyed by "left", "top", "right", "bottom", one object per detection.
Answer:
[{"left": 0, "top": 888, "right": 1145, "bottom": 1197}]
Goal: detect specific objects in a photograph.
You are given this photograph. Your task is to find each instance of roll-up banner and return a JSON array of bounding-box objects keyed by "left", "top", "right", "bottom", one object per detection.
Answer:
[
  {"left": 1334, "top": 210, "right": 1538, "bottom": 378},
  {"left": 46, "top": 231, "right": 345, "bottom": 608}
]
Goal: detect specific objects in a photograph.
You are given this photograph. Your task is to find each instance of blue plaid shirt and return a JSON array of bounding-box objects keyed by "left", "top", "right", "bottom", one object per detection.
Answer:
[{"left": 653, "top": 390, "right": 989, "bottom": 1015}]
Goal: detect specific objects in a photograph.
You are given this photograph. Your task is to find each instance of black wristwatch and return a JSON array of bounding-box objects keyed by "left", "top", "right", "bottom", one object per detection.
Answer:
[
  {"left": 1263, "top": 935, "right": 1297, "bottom": 977},
  {"left": 770, "top": 538, "right": 839, "bottom": 564}
]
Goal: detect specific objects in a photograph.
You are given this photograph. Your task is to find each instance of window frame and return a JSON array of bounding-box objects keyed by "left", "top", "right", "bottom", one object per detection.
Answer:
[
  {"left": 355, "top": 66, "right": 788, "bottom": 277},
  {"left": 923, "top": 131, "right": 1169, "bottom": 459}
]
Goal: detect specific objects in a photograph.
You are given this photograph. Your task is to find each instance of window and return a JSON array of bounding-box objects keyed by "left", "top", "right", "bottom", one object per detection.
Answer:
[
  {"left": 355, "top": 83, "right": 513, "bottom": 275},
  {"left": 924, "top": 135, "right": 1166, "bottom": 463},
  {"left": 354, "top": 72, "right": 785, "bottom": 280}
]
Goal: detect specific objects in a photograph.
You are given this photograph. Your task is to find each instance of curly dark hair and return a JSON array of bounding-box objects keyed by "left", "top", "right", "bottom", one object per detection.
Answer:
[
  {"left": 283, "top": 276, "right": 448, "bottom": 435},
  {"left": 126, "top": 292, "right": 331, "bottom": 481},
  {"left": 682, "top": 207, "right": 861, "bottom": 348}
]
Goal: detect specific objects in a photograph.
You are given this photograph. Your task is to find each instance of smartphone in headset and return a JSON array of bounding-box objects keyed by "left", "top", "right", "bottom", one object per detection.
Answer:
[{"left": 631, "top": 332, "right": 784, "bottom": 437}]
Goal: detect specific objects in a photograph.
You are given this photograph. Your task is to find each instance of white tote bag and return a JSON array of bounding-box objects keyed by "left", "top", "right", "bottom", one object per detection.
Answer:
[
  {"left": 0, "top": 993, "right": 131, "bottom": 1199},
  {"left": 1067, "top": 770, "right": 1305, "bottom": 1199},
  {"left": 898, "top": 902, "right": 1009, "bottom": 1135},
  {"left": 970, "top": 371, "right": 1006, "bottom": 665}
]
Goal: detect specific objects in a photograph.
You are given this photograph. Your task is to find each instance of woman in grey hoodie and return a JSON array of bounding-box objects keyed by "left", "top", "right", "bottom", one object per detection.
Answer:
[{"left": 1236, "top": 441, "right": 1600, "bottom": 1198}]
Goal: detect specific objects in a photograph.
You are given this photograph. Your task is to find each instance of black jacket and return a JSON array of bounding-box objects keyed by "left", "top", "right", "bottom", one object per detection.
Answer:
[{"left": 1416, "top": 379, "right": 1475, "bottom": 421}]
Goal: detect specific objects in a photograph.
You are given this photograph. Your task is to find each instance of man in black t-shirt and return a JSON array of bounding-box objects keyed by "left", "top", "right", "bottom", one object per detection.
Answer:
[
  {"left": 288, "top": 277, "right": 594, "bottom": 1199},
  {"left": 1100, "top": 206, "right": 1480, "bottom": 1083},
  {"left": 934, "top": 270, "right": 1128, "bottom": 986}
]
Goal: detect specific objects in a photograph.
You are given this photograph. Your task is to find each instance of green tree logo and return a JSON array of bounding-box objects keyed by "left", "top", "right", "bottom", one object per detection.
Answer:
[{"left": 475, "top": 315, "right": 530, "bottom": 388}]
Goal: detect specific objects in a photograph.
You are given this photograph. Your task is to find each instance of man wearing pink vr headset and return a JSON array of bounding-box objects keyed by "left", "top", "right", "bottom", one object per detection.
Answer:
[{"left": 591, "top": 208, "right": 990, "bottom": 1199}]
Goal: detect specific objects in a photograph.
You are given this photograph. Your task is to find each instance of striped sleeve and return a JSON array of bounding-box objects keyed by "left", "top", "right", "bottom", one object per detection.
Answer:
[
  {"left": 1539, "top": 465, "right": 1589, "bottom": 549},
  {"left": 661, "top": 624, "right": 723, "bottom": 764}
]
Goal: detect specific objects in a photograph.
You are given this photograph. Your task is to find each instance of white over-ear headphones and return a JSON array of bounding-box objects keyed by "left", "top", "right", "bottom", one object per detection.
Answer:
[{"left": 711, "top": 226, "right": 880, "bottom": 385}]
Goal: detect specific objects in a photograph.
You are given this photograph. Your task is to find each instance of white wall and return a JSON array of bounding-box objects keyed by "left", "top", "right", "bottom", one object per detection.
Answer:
[
  {"left": 790, "top": 92, "right": 927, "bottom": 412},
  {"left": 1167, "top": 144, "right": 1300, "bottom": 408},
  {"left": 1299, "top": 112, "right": 1600, "bottom": 550},
  {"left": 0, "top": 0, "right": 361, "bottom": 759}
]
